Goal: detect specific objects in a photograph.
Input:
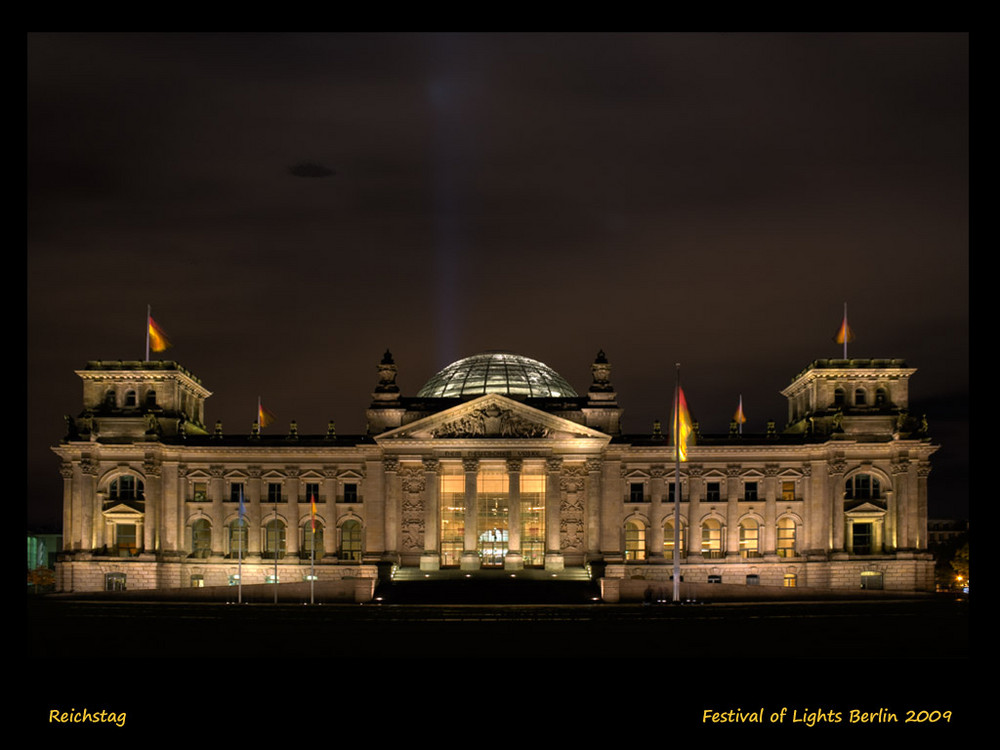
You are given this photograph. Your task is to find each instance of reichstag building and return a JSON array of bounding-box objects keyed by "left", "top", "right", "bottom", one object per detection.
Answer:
[{"left": 52, "top": 350, "right": 938, "bottom": 598}]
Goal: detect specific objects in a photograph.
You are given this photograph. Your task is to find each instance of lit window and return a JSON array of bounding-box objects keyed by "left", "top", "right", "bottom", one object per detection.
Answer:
[
  {"left": 192, "top": 482, "right": 207, "bottom": 502},
  {"left": 114, "top": 524, "right": 138, "bottom": 557},
  {"left": 777, "top": 517, "right": 797, "bottom": 558},
  {"left": 701, "top": 519, "right": 723, "bottom": 559},
  {"left": 739, "top": 519, "right": 760, "bottom": 558},
  {"left": 191, "top": 575, "right": 204, "bottom": 588},
  {"left": 264, "top": 520, "right": 286, "bottom": 559},
  {"left": 783, "top": 573, "right": 797, "bottom": 588},
  {"left": 624, "top": 521, "right": 646, "bottom": 561},
  {"left": 105, "top": 572, "right": 126, "bottom": 591},
  {"left": 663, "top": 519, "right": 685, "bottom": 560},
  {"left": 302, "top": 521, "right": 324, "bottom": 559},
  {"left": 191, "top": 519, "right": 211, "bottom": 558},
  {"left": 860, "top": 571, "right": 883, "bottom": 590},
  {"left": 781, "top": 481, "right": 795, "bottom": 501},
  {"left": 228, "top": 519, "right": 248, "bottom": 557},
  {"left": 340, "top": 520, "right": 363, "bottom": 561}
]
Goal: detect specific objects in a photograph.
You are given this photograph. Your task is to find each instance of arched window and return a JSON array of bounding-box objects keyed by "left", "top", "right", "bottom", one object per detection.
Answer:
[
  {"left": 875, "top": 388, "right": 887, "bottom": 406},
  {"left": 846, "top": 474, "right": 881, "bottom": 500},
  {"left": 302, "top": 521, "right": 324, "bottom": 559},
  {"left": 701, "top": 519, "right": 723, "bottom": 559},
  {"left": 145, "top": 390, "right": 157, "bottom": 407},
  {"left": 125, "top": 390, "right": 137, "bottom": 407},
  {"left": 833, "top": 388, "right": 845, "bottom": 407},
  {"left": 340, "top": 520, "right": 363, "bottom": 561},
  {"left": 777, "top": 517, "right": 797, "bottom": 558},
  {"left": 190, "top": 519, "right": 212, "bottom": 558},
  {"left": 264, "top": 520, "right": 286, "bottom": 559},
  {"left": 105, "top": 389, "right": 117, "bottom": 408},
  {"left": 109, "top": 475, "right": 144, "bottom": 502},
  {"left": 739, "top": 519, "right": 760, "bottom": 558},
  {"left": 854, "top": 388, "right": 867, "bottom": 406},
  {"left": 663, "top": 519, "right": 685, "bottom": 560},
  {"left": 624, "top": 521, "right": 646, "bottom": 561},
  {"left": 228, "top": 518, "right": 248, "bottom": 558}
]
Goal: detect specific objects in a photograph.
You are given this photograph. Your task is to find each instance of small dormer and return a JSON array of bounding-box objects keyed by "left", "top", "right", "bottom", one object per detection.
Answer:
[
  {"left": 71, "top": 360, "right": 212, "bottom": 439},
  {"left": 780, "top": 359, "right": 917, "bottom": 438}
]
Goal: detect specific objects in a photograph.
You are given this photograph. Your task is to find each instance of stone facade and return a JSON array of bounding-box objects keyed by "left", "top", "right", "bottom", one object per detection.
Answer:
[{"left": 53, "top": 353, "right": 937, "bottom": 595}]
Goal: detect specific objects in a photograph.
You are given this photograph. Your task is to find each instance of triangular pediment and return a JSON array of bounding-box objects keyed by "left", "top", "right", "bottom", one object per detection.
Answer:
[
  {"left": 102, "top": 503, "right": 144, "bottom": 521},
  {"left": 376, "top": 394, "right": 610, "bottom": 443}
]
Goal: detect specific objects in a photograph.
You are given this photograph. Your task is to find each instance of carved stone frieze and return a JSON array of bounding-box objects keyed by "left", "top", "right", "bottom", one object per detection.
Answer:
[
  {"left": 399, "top": 465, "right": 426, "bottom": 494},
  {"left": 431, "top": 404, "right": 550, "bottom": 438},
  {"left": 400, "top": 496, "right": 425, "bottom": 552}
]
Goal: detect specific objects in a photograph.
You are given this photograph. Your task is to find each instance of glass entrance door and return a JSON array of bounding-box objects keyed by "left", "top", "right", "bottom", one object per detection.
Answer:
[{"left": 477, "top": 471, "right": 509, "bottom": 567}]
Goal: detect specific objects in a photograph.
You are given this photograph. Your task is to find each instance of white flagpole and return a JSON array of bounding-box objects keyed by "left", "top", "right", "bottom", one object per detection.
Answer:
[{"left": 238, "top": 484, "right": 244, "bottom": 604}]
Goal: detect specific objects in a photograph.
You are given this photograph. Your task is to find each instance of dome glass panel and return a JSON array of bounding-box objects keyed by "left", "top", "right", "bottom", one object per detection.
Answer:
[{"left": 417, "top": 353, "right": 578, "bottom": 399}]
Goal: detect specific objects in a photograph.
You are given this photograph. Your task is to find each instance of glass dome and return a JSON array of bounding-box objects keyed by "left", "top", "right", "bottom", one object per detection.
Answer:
[{"left": 417, "top": 352, "right": 578, "bottom": 399}]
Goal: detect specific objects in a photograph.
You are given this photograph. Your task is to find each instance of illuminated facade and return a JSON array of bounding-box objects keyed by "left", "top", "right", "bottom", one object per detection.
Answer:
[{"left": 53, "top": 351, "right": 938, "bottom": 596}]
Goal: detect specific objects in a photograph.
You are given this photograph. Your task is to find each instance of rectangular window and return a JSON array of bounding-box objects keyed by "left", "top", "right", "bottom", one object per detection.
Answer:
[
  {"left": 783, "top": 573, "right": 797, "bottom": 588},
  {"left": 667, "top": 484, "right": 682, "bottom": 502},
  {"left": 343, "top": 483, "right": 358, "bottom": 503},
  {"left": 305, "top": 482, "right": 321, "bottom": 503},
  {"left": 230, "top": 483, "right": 244, "bottom": 503},
  {"left": 860, "top": 571, "right": 884, "bottom": 590},
  {"left": 853, "top": 523, "right": 873, "bottom": 555},
  {"left": 744, "top": 482, "right": 758, "bottom": 502},
  {"left": 105, "top": 572, "right": 127, "bottom": 591},
  {"left": 705, "top": 482, "right": 721, "bottom": 502},
  {"left": 190, "top": 575, "right": 204, "bottom": 588},
  {"left": 439, "top": 471, "right": 464, "bottom": 567},
  {"left": 193, "top": 482, "right": 207, "bottom": 502},
  {"left": 781, "top": 481, "right": 795, "bottom": 502},
  {"left": 267, "top": 482, "right": 283, "bottom": 504},
  {"left": 708, "top": 574, "right": 722, "bottom": 584},
  {"left": 746, "top": 574, "right": 760, "bottom": 586},
  {"left": 629, "top": 483, "right": 644, "bottom": 503}
]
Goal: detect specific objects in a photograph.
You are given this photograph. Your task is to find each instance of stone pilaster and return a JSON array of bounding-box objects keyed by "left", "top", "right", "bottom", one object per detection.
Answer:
[
  {"left": 461, "top": 458, "right": 480, "bottom": 569},
  {"left": 544, "top": 457, "right": 563, "bottom": 570}
]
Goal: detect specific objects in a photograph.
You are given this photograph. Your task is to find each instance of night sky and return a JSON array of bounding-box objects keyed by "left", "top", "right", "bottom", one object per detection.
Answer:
[{"left": 27, "top": 33, "right": 969, "bottom": 530}]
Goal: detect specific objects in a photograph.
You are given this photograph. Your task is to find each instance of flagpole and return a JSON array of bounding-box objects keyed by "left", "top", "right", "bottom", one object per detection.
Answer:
[
  {"left": 310, "top": 508, "right": 316, "bottom": 606},
  {"left": 274, "top": 492, "right": 279, "bottom": 604},
  {"left": 238, "top": 484, "right": 244, "bottom": 604},
  {"left": 145, "top": 305, "right": 150, "bottom": 362},
  {"left": 673, "top": 363, "right": 682, "bottom": 604}
]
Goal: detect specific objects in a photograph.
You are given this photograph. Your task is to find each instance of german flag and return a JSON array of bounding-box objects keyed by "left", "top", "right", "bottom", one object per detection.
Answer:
[{"left": 148, "top": 315, "right": 171, "bottom": 352}]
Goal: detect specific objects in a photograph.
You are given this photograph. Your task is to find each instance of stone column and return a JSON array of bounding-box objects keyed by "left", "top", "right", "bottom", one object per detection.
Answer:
[
  {"left": 505, "top": 459, "right": 523, "bottom": 570},
  {"left": 161, "top": 461, "right": 180, "bottom": 555},
  {"left": 725, "top": 465, "right": 740, "bottom": 558},
  {"left": 143, "top": 459, "right": 161, "bottom": 554},
  {"left": 828, "top": 460, "right": 846, "bottom": 553},
  {"left": 544, "top": 457, "right": 564, "bottom": 571},
  {"left": 80, "top": 457, "right": 96, "bottom": 550},
  {"left": 60, "top": 463, "right": 74, "bottom": 552},
  {"left": 285, "top": 469, "right": 301, "bottom": 556},
  {"left": 586, "top": 458, "right": 602, "bottom": 558},
  {"left": 763, "top": 465, "right": 778, "bottom": 555},
  {"left": 383, "top": 458, "right": 400, "bottom": 560},
  {"left": 685, "top": 465, "right": 703, "bottom": 559},
  {"left": 461, "top": 458, "right": 480, "bottom": 570},
  {"left": 649, "top": 466, "right": 665, "bottom": 560},
  {"left": 916, "top": 462, "right": 931, "bottom": 550},
  {"left": 247, "top": 467, "right": 262, "bottom": 556},
  {"left": 322, "top": 467, "right": 338, "bottom": 557},
  {"left": 210, "top": 466, "right": 225, "bottom": 556},
  {"left": 421, "top": 459, "right": 441, "bottom": 571}
]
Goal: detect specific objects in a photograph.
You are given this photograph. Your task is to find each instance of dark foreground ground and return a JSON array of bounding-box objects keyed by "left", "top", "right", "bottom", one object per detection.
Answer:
[
  {"left": 25, "top": 594, "right": 970, "bottom": 738},
  {"left": 28, "top": 593, "right": 967, "bottom": 659}
]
